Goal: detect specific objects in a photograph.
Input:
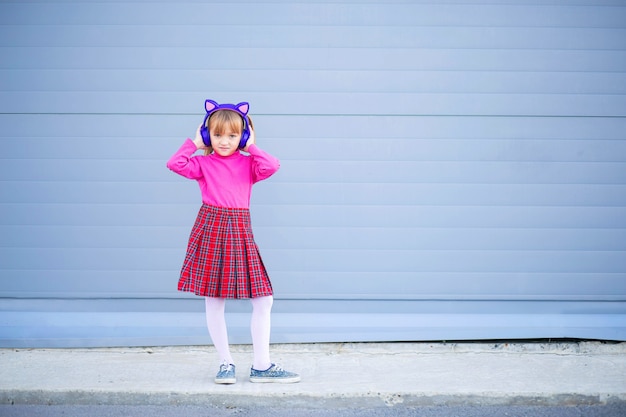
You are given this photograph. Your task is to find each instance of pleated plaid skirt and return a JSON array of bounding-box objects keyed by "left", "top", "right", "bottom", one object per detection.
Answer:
[{"left": 177, "top": 204, "right": 273, "bottom": 299}]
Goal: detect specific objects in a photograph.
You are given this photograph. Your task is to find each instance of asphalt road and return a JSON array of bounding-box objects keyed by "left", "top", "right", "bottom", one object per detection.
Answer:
[{"left": 1, "top": 404, "right": 625, "bottom": 417}]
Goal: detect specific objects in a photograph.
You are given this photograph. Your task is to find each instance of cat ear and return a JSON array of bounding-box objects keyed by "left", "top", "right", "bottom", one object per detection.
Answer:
[
  {"left": 236, "top": 102, "right": 249, "bottom": 116},
  {"left": 205, "top": 99, "right": 218, "bottom": 113}
]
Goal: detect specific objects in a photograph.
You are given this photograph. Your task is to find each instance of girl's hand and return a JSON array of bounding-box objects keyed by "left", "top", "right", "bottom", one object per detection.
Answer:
[
  {"left": 192, "top": 123, "right": 207, "bottom": 150},
  {"left": 243, "top": 124, "right": 256, "bottom": 152}
]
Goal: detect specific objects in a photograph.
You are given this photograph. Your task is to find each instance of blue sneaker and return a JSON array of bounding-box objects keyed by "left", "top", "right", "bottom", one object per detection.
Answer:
[
  {"left": 249, "top": 363, "right": 300, "bottom": 383},
  {"left": 215, "top": 363, "right": 236, "bottom": 384}
]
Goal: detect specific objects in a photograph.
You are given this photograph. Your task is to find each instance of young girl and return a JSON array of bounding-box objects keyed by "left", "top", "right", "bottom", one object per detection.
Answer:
[{"left": 166, "top": 100, "right": 300, "bottom": 384}]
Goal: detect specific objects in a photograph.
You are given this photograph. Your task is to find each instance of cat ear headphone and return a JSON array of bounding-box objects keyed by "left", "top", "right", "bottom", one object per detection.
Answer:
[{"left": 200, "top": 99, "right": 251, "bottom": 149}]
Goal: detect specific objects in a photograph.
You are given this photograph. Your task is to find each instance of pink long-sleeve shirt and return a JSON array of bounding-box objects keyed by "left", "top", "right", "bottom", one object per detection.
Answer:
[{"left": 166, "top": 139, "right": 280, "bottom": 208}]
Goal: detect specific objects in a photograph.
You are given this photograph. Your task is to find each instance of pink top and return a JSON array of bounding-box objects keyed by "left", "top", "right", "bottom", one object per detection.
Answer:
[{"left": 166, "top": 139, "right": 280, "bottom": 208}]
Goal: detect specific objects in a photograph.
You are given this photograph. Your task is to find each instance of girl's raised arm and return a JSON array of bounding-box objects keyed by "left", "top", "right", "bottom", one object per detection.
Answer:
[
  {"left": 248, "top": 143, "right": 280, "bottom": 183},
  {"left": 166, "top": 129, "right": 204, "bottom": 179}
]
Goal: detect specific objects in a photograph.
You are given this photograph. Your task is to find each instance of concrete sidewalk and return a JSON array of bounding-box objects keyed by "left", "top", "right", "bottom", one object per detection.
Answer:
[{"left": 1, "top": 342, "right": 625, "bottom": 408}]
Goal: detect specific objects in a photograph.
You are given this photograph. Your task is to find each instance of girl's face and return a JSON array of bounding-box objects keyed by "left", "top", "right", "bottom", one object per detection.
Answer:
[
  {"left": 210, "top": 127, "right": 241, "bottom": 157},
  {"left": 208, "top": 110, "right": 244, "bottom": 157}
]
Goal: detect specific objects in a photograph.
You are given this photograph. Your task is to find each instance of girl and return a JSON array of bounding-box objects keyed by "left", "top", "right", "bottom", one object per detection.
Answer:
[{"left": 166, "top": 100, "right": 300, "bottom": 384}]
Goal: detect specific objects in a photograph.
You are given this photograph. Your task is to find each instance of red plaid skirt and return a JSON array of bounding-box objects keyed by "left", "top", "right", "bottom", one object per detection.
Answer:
[{"left": 177, "top": 204, "right": 273, "bottom": 299}]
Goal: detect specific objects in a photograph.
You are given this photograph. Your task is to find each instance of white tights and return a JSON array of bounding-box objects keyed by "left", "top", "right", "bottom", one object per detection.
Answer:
[{"left": 204, "top": 296, "right": 273, "bottom": 370}]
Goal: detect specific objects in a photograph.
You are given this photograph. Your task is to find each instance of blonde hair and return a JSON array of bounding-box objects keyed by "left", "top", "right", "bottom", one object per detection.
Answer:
[{"left": 204, "top": 110, "right": 254, "bottom": 155}]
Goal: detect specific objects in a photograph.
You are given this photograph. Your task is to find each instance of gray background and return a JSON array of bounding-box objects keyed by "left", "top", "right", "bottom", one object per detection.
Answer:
[{"left": 0, "top": 0, "right": 625, "bottom": 347}]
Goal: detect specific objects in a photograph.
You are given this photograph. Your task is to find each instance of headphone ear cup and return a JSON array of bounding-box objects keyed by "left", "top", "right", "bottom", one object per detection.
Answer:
[
  {"left": 200, "top": 112, "right": 211, "bottom": 147},
  {"left": 200, "top": 125, "right": 211, "bottom": 147},
  {"left": 239, "top": 128, "right": 250, "bottom": 148},
  {"left": 239, "top": 118, "right": 250, "bottom": 148}
]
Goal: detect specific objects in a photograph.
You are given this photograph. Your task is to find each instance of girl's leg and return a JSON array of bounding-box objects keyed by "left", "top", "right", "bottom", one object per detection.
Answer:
[
  {"left": 250, "top": 295, "right": 273, "bottom": 370},
  {"left": 204, "top": 297, "right": 234, "bottom": 365}
]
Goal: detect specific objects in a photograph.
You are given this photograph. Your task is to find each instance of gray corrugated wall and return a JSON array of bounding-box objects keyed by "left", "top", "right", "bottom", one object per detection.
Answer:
[{"left": 0, "top": 1, "right": 625, "bottom": 347}]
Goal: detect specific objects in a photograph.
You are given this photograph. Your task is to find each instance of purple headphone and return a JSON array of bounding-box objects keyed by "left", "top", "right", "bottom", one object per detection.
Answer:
[{"left": 200, "top": 99, "right": 251, "bottom": 149}]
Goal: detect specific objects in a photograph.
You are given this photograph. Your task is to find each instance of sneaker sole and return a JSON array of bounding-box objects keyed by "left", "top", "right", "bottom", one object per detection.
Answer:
[
  {"left": 215, "top": 378, "right": 236, "bottom": 384},
  {"left": 249, "top": 375, "right": 301, "bottom": 384}
]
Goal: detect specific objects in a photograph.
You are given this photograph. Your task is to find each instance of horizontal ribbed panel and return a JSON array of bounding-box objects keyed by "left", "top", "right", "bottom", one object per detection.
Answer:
[{"left": 0, "top": 0, "right": 624, "bottom": 346}]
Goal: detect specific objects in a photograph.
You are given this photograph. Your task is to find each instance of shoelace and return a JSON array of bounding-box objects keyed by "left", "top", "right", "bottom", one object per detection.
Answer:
[{"left": 220, "top": 363, "right": 234, "bottom": 372}]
